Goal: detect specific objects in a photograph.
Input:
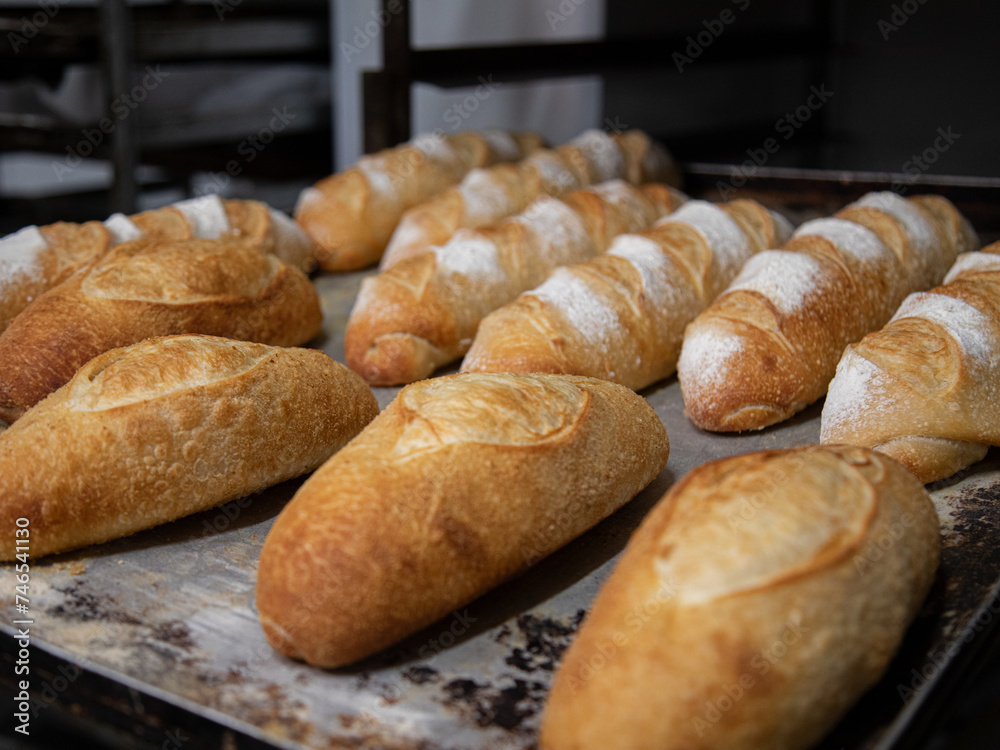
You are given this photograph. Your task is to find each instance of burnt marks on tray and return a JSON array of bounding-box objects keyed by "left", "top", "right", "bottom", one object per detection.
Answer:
[
  {"left": 47, "top": 584, "right": 142, "bottom": 624},
  {"left": 503, "top": 611, "right": 586, "bottom": 674},
  {"left": 443, "top": 677, "right": 546, "bottom": 732},
  {"left": 402, "top": 665, "right": 441, "bottom": 685},
  {"left": 432, "top": 609, "right": 586, "bottom": 738},
  {"left": 150, "top": 619, "right": 196, "bottom": 651}
]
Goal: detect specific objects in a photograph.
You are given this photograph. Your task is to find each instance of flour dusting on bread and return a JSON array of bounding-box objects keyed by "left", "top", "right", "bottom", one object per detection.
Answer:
[
  {"left": 532, "top": 269, "right": 618, "bottom": 351},
  {"left": 891, "top": 292, "right": 995, "bottom": 363},
  {"left": 432, "top": 232, "right": 504, "bottom": 282},
  {"left": 663, "top": 201, "right": 750, "bottom": 279},
  {"left": 794, "top": 217, "right": 889, "bottom": 266},
  {"left": 727, "top": 250, "right": 824, "bottom": 314},
  {"left": 518, "top": 196, "right": 592, "bottom": 266},
  {"left": 0, "top": 226, "right": 47, "bottom": 294},
  {"left": 944, "top": 251, "right": 1000, "bottom": 283}
]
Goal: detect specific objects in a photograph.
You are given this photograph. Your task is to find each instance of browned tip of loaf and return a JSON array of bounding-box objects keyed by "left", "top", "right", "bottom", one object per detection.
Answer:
[
  {"left": 345, "top": 332, "right": 443, "bottom": 386},
  {"left": 679, "top": 311, "right": 813, "bottom": 433}
]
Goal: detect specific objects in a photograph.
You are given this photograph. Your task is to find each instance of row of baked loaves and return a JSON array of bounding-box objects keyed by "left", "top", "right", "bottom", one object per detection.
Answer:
[{"left": 294, "top": 127, "right": 680, "bottom": 271}]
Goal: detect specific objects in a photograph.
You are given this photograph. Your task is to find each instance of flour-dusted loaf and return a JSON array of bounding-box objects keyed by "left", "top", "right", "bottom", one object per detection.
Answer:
[
  {"left": 0, "top": 195, "right": 316, "bottom": 333},
  {"left": 677, "top": 192, "right": 977, "bottom": 432},
  {"left": 541, "top": 445, "right": 939, "bottom": 750},
  {"left": 380, "top": 129, "right": 679, "bottom": 268},
  {"left": 295, "top": 130, "right": 545, "bottom": 272},
  {"left": 462, "top": 199, "right": 792, "bottom": 389},
  {"left": 0, "top": 335, "right": 378, "bottom": 559},
  {"left": 344, "top": 180, "right": 687, "bottom": 386},
  {"left": 0, "top": 237, "right": 321, "bottom": 423},
  {"left": 256, "top": 372, "right": 669, "bottom": 668},
  {"left": 821, "top": 241, "right": 1000, "bottom": 483}
]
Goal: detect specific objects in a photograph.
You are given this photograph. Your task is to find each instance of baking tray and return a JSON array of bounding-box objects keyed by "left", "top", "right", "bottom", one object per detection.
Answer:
[{"left": 3, "top": 169, "right": 1000, "bottom": 749}]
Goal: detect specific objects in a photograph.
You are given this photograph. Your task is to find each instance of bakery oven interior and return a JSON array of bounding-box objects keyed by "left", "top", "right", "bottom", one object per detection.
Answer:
[{"left": 2, "top": 0, "right": 1000, "bottom": 748}]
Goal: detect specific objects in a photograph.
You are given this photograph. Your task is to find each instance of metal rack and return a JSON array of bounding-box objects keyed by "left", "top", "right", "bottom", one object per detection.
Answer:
[{"left": 0, "top": 0, "right": 330, "bottom": 220}]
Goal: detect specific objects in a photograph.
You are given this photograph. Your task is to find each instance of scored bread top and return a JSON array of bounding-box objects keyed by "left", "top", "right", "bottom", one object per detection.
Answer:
[
  {"left": 652, "top": 447, "right": 879, "bottom": 606},
  {"left": 64, "top": 336, "right": 269, "bottom": 412},
  {"left": 80, "top": 238, "right": 280, "bottom": 302},
  {"left": 392, "top": 372, "right": 587, "bottom": 457}
]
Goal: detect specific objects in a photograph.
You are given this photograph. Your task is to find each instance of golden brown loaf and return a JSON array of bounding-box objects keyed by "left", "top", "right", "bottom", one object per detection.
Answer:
[
  {"left": 344, "top": 181, "right": 687, "bottom": 386},
  {"left": 294, "top": 130, "right": 545, "bottom": 272},
  {"left": 0, "top": 237, "right": 322, "bottom": 423},
  {"left": 380, "top": 129, "right": 680, "bottom": 269},
  {"left": 0, "top": 335, "right": 378, "bottom": 559},
  {"left": 256, "top": 372, "right": 669, "bottom": 668},
  {"left": 821, "top": 241, "right": 1000, "bottom": 483},
  {"left": 462, "top": 199, "right": 792, "bottom": 389},
  {"left": 0, "top": 196, "right": 317, "bottom": 332},
  {"left": 677, "top": 192, "right": 978, "bottom": 432},
  {"left": 541, "top": 445, "right": 940, "bottom": 750}
]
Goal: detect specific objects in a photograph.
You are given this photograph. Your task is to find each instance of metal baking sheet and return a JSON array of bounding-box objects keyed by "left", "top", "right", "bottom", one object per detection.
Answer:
[{"left": 3, "top": 175, "right": 1000, "bottom": 749}]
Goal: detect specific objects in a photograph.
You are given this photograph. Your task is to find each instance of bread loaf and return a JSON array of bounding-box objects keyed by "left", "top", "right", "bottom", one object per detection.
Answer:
[
  {"left": 821, "top": 241, "right": 1000, "bottom": 483},
  {"left": 462, "top": 199, "right": 792, "bottom": 389},
  {"left": 541, "top": 445, "right": 939, "bottom": 750},
  {"left": 295, "top": 130, "right": 545, "bottom": 272},
  {"left": 0, "top": 237, "right": 321, "bottom": 423},
  {"left": 380, "top": 129, "right": 679, "bottom": 269},
  {"left": 0, "top": 335, "right": 378, "bottom": 559},
  {"left": 256, "top": 372, "right": 669, "bottom": 668},
  {"left": 0, "top": 195, "right": 316, "bottom": 332},
  {"left": 678, "top": 192, "right": 977, "bottom": 432},
  {"left": 344, "top": 180, "right": 687, "bottom": 386}
]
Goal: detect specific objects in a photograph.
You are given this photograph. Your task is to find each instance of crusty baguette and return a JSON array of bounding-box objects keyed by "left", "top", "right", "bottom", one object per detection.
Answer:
[
  {"left": 295, "top": 130, "right": 545, "bottom": 272},
  {"left": 0, "top": 237, "right": 322, "bottom": 423},
  {"left": 678, "top": 192, "right": 977, "bottom": 432},
  {"left": 821, "top": 241, "right": 1000, "bottom": 483},
  {"left": 380, "top": 129, "right": 680, "bottom": 269},
  {"left": 0, "top": 195, "right": 316, "bottom": 333},
  {"left": 462, "top": 199, "right": 792, "bottom": 389},
  {"left": 256, "top": 372, "right": 669, "bottom": 668},
  {"left": 344, "top": 181, "right": 687, "bottom": 386},
  {"left": 541, "top": 444, "right": 939, "bottom": 750},
  {"left": 0, "top": 335, "right": 377, "bottom": 559}
]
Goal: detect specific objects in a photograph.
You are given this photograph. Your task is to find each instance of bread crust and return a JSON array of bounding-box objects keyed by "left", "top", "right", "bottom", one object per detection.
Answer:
[
  {"left": 344, "top": 182, "right": 687, "bottom": 386},
  {"left": 255, "top": 372, "right": 669, "bottom": 668},
  {"left": 295, "top": 131, "right": 545, "bottom": 272},
  {"left": 540, "top": 445, "right": 940, "bottom": 750},
  {"left": 0, "top": 335, "right": 378, "bottom": 559},
  {"left": 0, "top": 238, "right": 322, "bottom": 422},
  {"left": 462, "top": 199, "right": 791, "bottom": 389},
  {"left": 821, "top": 242, "right": 1000, "bottom": 482},
  {"left": 0, "top": 197, "right": 316, "bottom": 332},
  {"left": 678, "top": 192, "right": 977, "bottom": 432}
]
